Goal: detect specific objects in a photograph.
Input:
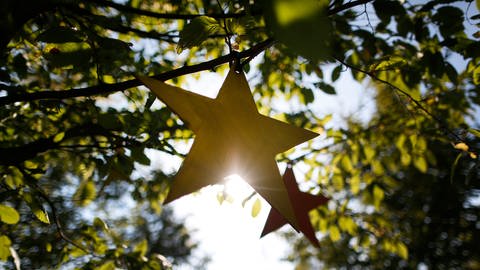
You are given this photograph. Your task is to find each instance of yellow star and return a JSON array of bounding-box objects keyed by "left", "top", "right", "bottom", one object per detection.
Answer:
[{"left": 138, "top": 69, "right": 318, "bottom": 228}]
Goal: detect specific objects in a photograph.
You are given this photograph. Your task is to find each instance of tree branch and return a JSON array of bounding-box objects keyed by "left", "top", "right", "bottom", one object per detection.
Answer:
[
  {"left": 327, "top": 0, "right": 375, "bottom": 15},
  {"left": 0, "top": 38, "right": 275, "bottom": 105},
  {"left": 88, "top": 0, "right": 247, "bottom": 20}
]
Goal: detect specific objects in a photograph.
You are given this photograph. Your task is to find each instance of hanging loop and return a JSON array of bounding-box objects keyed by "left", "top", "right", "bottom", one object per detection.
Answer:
[{"left": 230, "top": 51, "right": 243, "bottom": 73}]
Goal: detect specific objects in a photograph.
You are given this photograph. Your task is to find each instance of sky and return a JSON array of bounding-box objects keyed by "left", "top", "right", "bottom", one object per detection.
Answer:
[{"left": 147, "top": 68, "right": 372, "bottom": 269}]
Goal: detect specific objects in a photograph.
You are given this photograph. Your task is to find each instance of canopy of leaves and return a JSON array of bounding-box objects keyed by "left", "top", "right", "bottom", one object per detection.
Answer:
[{"left": 1, "top": 0, "right": 479, "bottom": 269}]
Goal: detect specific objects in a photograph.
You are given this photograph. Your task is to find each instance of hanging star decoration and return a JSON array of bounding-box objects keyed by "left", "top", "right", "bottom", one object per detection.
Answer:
[
  {"left": 261, "top": 164, "right": 329, "bottom": 247},
  {"left": 137, "top": 68, "right": 318, "bottom": 229}
]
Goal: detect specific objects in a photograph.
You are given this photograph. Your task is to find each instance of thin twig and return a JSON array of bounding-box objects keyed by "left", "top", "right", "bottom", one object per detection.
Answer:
[
  {"left": 327, "top": 0, "right": 375, "bottom": 15},
  {"left": 18, "top": 168, "right": 92, "bottom": 255},
  {"left": 334, "top": 56, "right": 465, "bottom": 143}
]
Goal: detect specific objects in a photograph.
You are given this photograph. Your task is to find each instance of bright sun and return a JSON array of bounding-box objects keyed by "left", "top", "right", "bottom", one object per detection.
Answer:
[{"left": 223, "top": 174, "right": 254, "bottom": 199}]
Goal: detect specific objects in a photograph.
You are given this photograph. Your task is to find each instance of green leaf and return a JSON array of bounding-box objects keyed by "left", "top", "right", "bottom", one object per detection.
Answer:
[
  {"left": 265, "top": 0, "right": 332, "bottom": 62},
  {"left": 341, "top": 155, "right": 354, "bottom": 172},
  {"left": 178, "top": 16, "right": 222, "bottom": 52},
  {"left": 373, "top": 185, "right": 384, "bottom": 209},
  {"left": 372, "top": 0, "right": 405, "bottom": 24},
  {"left": 131, "top": 147, "right": 150, "bottom": 166},
  {"left": 413, "top": 156, "right": 428, "bottom": 173},
  {"left": 98, "top": 260, "right": 116, "bottom": 270},
  {"left": 0, "top": 204, "right": 20, "bottom": 224},
  {"left": 300, "top": 87, "right": 314, "bottom": 104},
  {"left": 0, "top": 235, "right": 12, "bottom": 261},
  {"left": 450, "top": 153, "right": 462, "bottom": 183},
  {"left": 469, "top": 128, "right": 480, "bottom": 138},
  {"left": 363, "top": 146, "right": 376, "bottom": 162},
  {"left": 372, "top": 56, "right": 406, "bottom": 71},
  {"left": 134, "top": 239, "right": 148, "bottom": 257},
  {"left": 350, "top": 175, "right": 360, "bottom": 195},
  {"left": 454, "top": 142, "right": 469, "bottom": 152},
  {"left": 329, "top": 225, "right": 341, "bottom": 242},
  {"left": 432, "top": 6, "right": 464, "bottom": 37},
  {"left": 331, "top": 65, "right": 342, "bottom": 82},
  {"left": 32, "top": 208, "right": 50, "bottom": 224},
  {"left": 73, "top": 180, "right": 97, "bottom": 206},
  {"left": 37, "top": 27, "right": 83, "bottom": 43},
  {"left": 251, "top": 198, "right": 261, "bottom": 218},
  {"left": 316, "top": 82, "right": 336, "bottom": 95},
  {"left": 332, "top": 175, "right": 344, "bottom": 190},
  {"left": 473, "top": 65, "right": 480, "bottom": 85},
  {"left": 401, "top": 152, "right": 412, "bottom": 166},
  {"left": 338, "top": 216, "right": 356, "bottom": 235},
  {"left": 53, "top": 132, "right": 65, "bottom": 143},
  {"left": 397, "top": 242, "right": 409, "bottom": 260},
  {"left": 93, "top": 217, "right": 109, "bottom": 232}
]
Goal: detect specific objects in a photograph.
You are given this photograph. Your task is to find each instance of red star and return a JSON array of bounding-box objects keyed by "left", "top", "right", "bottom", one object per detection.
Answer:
[{"left": 260, "top": 165, "right": 329, "bottom": 247}]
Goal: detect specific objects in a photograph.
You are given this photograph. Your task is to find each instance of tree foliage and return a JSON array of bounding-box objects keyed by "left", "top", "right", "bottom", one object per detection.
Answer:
[{"left": 1, "top": 0, "right": 480, "bottom": 269}]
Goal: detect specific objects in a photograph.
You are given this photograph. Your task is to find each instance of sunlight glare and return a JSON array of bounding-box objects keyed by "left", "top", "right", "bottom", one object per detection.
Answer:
[{"left": 223, "top": 174, "right": 254, "bottom": 200}]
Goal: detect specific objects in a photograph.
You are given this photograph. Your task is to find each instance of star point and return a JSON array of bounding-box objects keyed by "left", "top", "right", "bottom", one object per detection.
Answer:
[{"left": 261, "top": 165, "right": 329, "bottom": 247}]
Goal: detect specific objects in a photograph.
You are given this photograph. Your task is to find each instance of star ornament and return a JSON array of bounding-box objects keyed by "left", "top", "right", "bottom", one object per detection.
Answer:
[
  {"left": 261, "top": 165, "right": 329, "bottom": 247},
  {"left": 137, "top": 69, "right": 318, "bottom": 228}
]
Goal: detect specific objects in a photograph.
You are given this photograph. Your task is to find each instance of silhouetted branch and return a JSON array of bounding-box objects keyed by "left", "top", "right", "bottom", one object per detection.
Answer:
[
  {"left": 327, "top": 0, "right": 375, "bottom": 15},
  {"left": 89, "top": 0, "right": 247, "bottom": 20},
  {"left": 0, "top": 38, "right": 275, "bottom": 105}
]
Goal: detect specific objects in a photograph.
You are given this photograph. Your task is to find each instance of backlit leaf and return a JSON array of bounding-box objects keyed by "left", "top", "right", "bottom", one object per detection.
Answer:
[
  {"left": 0, "top": 205, "right": 20, "bottom": 224},
  {"left": 350, "top": 175, "right": 360, "bottom": 195},
  {"left": 251, "top": 198, "right": 261, "bottom": 218},
  {"left": 98, "top": 260, "right": 116, "bottom": 270},
  {"left": 363, "top": 146, "right": 376, "bottom": 161},
  {"left": 94, "top": 217, "right": 109, "bottom": 232},
  {"left": 329, "top": 225, "right": 341, "bottom": 242},
  {"left": 32, "top": 208, "right": 50, "bottom": 224},
  {"left": 414, "top": 156, "right": 428, "bottom": 173},
  {"left": 134, "top": 239, "right": 148, "bottom": 257},
  {"left": 0, "top": 235, "right": 12, "bottom": 261},
  {"left": 341, "top": 155, "right": 354, "bottom": 172},
  {"left": 53, "top": 132, "right": 65, "bottom": 143},
  {"left": 397, "top": 242, "right": 409, "bottom": 260},
  {"left": 178, "top": 16, "right": 222, "bottom": 52},
  {"left": 373, "top": 185, "right": 384, "bottom": 209},
  {"left": 338, "top": 216, "right": 357, "bottom": 235},
  {"left": 454, "top": 142, "right": 469, "bottom": 152},
  {"left": 73, "top": 180, "right": 97, "bottom": 206},
  {"left": 469, "top": 128, "right": 480, "bottom": 138}
]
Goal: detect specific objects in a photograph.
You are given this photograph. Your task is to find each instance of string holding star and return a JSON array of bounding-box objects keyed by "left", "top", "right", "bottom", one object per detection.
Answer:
[
  {"left": 137, "top": 68, "right": 319, "bottom": 229},
  {"left": 261, "top": 164, "right": 329, "bottom": 247}
]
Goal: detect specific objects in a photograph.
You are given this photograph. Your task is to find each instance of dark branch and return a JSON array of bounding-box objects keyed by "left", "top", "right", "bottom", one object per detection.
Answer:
[
  {"left": 327, "top": 0, "right": 375, "bottom": 15},
  {"left": 88, "top": 0, "right": 247, "bottom": 20},
  {"left": 0, "top": 38, "right": 275, "bottom": 105},
  {"left": 0, "top": 123, "right": 113, "bottom": 165}
]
